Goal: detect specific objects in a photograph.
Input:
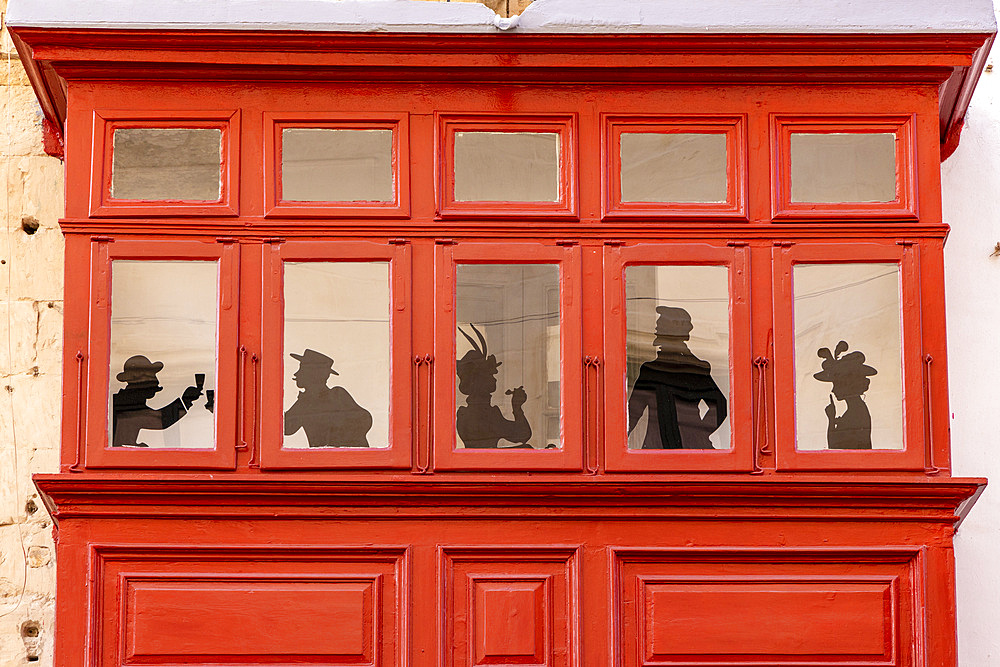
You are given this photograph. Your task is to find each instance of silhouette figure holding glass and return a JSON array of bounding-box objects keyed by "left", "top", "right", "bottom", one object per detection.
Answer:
[
  {"left": 814, "top": 341, "right": 877, "bottom": 450},
  {"left": 112, "top": 355, "right": 203, "bottom": 447},
  {"left": 455, "top": 324, "right": 532, "bottom": 449},
  {"left": 284, "top": 349, "right": 373, "bottom": 448},
  {"left": 627, "top": 306, "right": 727, "bottom": 449}
]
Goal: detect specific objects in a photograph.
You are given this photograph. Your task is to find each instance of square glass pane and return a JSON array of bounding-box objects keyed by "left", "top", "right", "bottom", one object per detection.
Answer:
[
  {"left": 109, "top": 261, "right": 218, "bottom": 448},
  {"left": 455, "top": 264, "right": 560, "bottom": 449},
  {"left": 793, "top": 263, "right": 903, "bottom": 451},
  {"left": 283, "top": 262, "right": 390, "bottom": 449},
  {"left": 620, "top": 133, "right": 727, "bottom": 203},
  {"left": 454, "top": 132, "right": 560, "bottom": 202},
  {"left": 281, "top": 129, "right": 394, "bottom": 202},
  {"left": 111, "top": 128, "right": 222, "bottom": 201},
  {"left": 625, "top": 265, "right": 731, "bottom": 450},
  {"left": 790, "top": 132, "right": 896, "bottom": 203}
]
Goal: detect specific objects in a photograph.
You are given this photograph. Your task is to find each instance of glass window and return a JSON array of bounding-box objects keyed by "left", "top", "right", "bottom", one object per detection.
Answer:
[
  {"left": 111, "top": 128, "right": 222, "bottom": 201},
  {"left": 281, "top": 129, "right": 394, "bottom": 202},
  {"left": 625, "top": 265, "right": 731, "bottom": 450},
  {"left": 793, "top": 263, "right": 903, "bottom": 451},
  {"left": 620, "top": 133, "right": 727, "bottom": 203},
  {"left": 790, "top": 133, "right": 896, "bottom": 203},
  {"left": 109, "top": 260, "right": 218, "bottom": 448},
  {"left": 283, "top": 262, "right": 390, "bottom": 449},
  {"left": 454, "top": 132, "right": 560, "bottom": 202},
  {"left": 455, "top": 264, "right": 560, "bottom": 449}
]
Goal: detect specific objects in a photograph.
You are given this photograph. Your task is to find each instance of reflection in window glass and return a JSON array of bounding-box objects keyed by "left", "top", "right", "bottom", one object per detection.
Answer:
[
  {"left": 109, "top": 261, "right": 217, "bottom": 449},
  {"left": 454, "top": 132, "right": 560, "bottom": 202},
  {"left": 111, "top": 128, "right": 222, "bottom": 201},
  {"left": 281, "top": 129, "right": 394, "bottom": 202},
  {"left": 625, "top": 265, "right": 730, "bottom": 450},
  {"left": 620, "top": 133, "right": 727, "bottom": 203},
  {"left": 455, "top": 264, "right": 560, "bottom": 449},
  {"left": 790, "top": 132, "right": 897, "bottom": 203},
  {"left": 794, "top": 263, "right": 902, "bottom": 451},
  {"left": 283, "top": 262, "right": 389, "bottom": 449}
]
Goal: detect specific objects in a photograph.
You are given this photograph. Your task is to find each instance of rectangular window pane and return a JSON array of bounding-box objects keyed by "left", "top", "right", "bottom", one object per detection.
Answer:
[
  {"left": 625, "top": 265, "right": 731, "bottom": 450},
  {"left": 111, "top": 128, "right": 222, "bottom": 201},
  {"left": 620, "top": 133, "right": 727, "bottom": 203},
  {"left": 281, "top": 129, "right": 394, "bottom": 202},
  {"left": 794, "top": 263, "right": 903, "bottom": 451},
  {"left": 454, "top": 132, "right": 560, "bottom": 202},
  {"left": 456, "top": 264, "right": 560, "bottom": 449},
  {"left": 790, "top": 133, "right": 896, "bottom": 203},
  {"left": 109, "top": 261, "right": 217, "bottom": 449},
  {"left": 283, "top": 262, "right": 390, "bottom": 449}
]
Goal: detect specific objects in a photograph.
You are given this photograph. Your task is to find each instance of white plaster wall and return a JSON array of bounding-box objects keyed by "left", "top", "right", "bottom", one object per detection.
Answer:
[{"left": 944, "top": 17, "right": 1000, "bottom": 667}]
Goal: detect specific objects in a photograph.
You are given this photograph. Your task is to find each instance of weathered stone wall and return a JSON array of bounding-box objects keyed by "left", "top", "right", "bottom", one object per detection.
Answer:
[{"left": 0, "top": 0, "right": 64, "bottom": 663}]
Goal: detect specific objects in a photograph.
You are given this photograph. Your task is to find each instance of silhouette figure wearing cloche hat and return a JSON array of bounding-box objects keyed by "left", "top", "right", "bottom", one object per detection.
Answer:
[
  {"left": 111, "top": 355, "right": 203, "bottom": 447},
  {"left": 814, "top": 340, "right": 878, "bottom": 450},
  {"left": 284, "top": 348, "right": 373, "bottom": 447},
  {"left": 627, "top": 306, "right": 727, "bottom": 449}
]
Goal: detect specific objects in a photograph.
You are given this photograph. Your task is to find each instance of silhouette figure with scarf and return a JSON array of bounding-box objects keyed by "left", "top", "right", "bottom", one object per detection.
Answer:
[
  {"left": 112, "top": 355, "right": 203, "bottom": 447},
  {"left": 455, "top": 324, "right": 533, "bottom": 449},
  {"left": 814, "top": 341, "right": 877, "bottom": 450},
  {"left": 627, "top": 306, "right": 727, "bottom": 449},
  {"left": 284, "top": 349, "right": 373, "bottom": 447}
]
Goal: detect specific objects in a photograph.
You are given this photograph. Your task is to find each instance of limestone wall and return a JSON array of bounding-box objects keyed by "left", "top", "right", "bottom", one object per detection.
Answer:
[{"left": 0, "top": 1, "right": 63, "bottom": 664}]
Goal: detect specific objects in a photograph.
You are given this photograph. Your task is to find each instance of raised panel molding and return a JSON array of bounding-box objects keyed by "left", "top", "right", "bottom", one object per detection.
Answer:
[
  {"left": 440, "top": 547, "right": 580, "bottom": 667},
  {"left": 91, "top": 545, "right": 408, "bottom": 667},
  {"left": 612, "top": 548, "right": 921, "bottom": 667}
]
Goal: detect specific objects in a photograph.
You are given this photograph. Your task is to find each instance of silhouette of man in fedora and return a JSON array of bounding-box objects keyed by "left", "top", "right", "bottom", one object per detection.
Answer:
[
  {"left": 112, "top": 355, "right": 203, "bottom": 447},
  {"left": 627, "top": 306, "right": 727, "bottom": 449},
  {"left": 814, "top": 341, "right": 878, "bottom": 450},
  {"left": 284, "top": 349, "right": 373, "bottom": 448}
]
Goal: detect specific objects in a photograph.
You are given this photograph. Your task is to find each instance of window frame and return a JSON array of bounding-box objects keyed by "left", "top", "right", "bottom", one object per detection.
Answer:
[
  {"left": 433, "top": 240, "right": 584, "bottom": 471},
  {"left": 84, "top": 237, "right": 240, "bottom": 469},
  {"left": 771, "top": 241, "right": 926, "bottom": 470},
  {"left": 89, "top": 110, "right": 240, "bottom": 217},
  {"left": 258, "top": 238, "right": 413, "bottom": 469},
  {"left": 263, "top": 112, "right": 410, "bottom": 219}
]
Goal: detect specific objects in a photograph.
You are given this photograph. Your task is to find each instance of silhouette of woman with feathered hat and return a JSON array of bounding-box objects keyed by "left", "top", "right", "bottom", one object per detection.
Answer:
[
  {"left": 814, "top": 340, "right": 877, "bottom": 450},
  {"left": 455, "top": 324, "right": 532, "bottom": 449}
]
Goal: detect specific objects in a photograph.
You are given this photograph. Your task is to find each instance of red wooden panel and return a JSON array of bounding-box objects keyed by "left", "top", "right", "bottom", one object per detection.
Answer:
[
  {"left": 441, "top": 547, "right": 579, "bottom": 667},
  {"left": 95, "top": 546, "right": 407, "bottom": 667},
  {"left": 125, "top": 576, "right": 377, "bottom": 663},
  {"left": 614, "top": 549, "right": 917, "bottom": 667},
  {"left": 641, "top": 579, "right": 893, "bottom": 661}
]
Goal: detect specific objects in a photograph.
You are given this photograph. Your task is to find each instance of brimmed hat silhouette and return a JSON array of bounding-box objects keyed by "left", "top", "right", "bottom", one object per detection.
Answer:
[
  {"left": 457, "top": 324, "right": 500, "bottom": 373},
  {"left": 116, "top": 355, "right": 164, "bottom": 384},
  {"left": 290, "top": 349, "right": 339, "bottom": 375},
  {"left": 655, "top": 306, "right": 694, "bottom": 337},
  {"left": 814, "top": 341, "right": 877, "bottom": 382}
]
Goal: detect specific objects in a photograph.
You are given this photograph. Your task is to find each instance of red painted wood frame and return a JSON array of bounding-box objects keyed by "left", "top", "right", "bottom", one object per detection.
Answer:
[
  {"left": 84, "top": 237, "right": 240, "bottom": 469},
  {"left": 433, "top": 241, "right": 583, "bottom": 470},
  {"left": 435, "top": 114, "right": 579, "bottom": 220},
  {"left": 602, "top": 241, "right": 754, "bottom": 472},
  {"left": 89, "top": 109, "right": 241, "bottom": 217},
  {"left": 259, "top": 238, "right": 413, "bottom": 469},
  {"left": 601, "top": 115, "right": 747, "bottom": 220},
  {"left": 263, "top": 112, "right": 410, "bottom": 219},
  {"left": 772, "top": 241, "right": 926, "bottom": 471},
  {"left": 771, "top": 115, "right": 918, "bottom": 221}
]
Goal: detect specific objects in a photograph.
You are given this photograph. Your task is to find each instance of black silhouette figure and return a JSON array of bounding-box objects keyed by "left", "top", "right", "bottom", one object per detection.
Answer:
[
  {"left": 627, "top": 306, "right": 728, "bottom": 449},
  {"left": 814, "top": 340, "right": 877, "bottom": 450},
  {"left": 284, "top": 349, "right": 373, "bottom": 448},
  {"left": 111, "top": 355, "right": 203, "bottom": 447},
  {"left": 455, "top": 324, "right": 533, "bottom": 449}
]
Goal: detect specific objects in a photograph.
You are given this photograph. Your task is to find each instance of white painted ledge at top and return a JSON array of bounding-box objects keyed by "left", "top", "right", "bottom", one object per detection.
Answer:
[{"left": 6, "top": 0, "right": 997, "bottom": 34}]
